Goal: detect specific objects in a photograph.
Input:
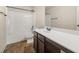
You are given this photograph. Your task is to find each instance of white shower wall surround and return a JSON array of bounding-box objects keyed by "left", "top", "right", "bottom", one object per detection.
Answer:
[{"left": 6, "top": 7, "right": 34, "bottom": 44}]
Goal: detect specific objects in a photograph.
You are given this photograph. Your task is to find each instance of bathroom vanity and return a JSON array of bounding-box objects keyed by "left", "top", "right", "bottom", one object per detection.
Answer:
[
  {"left": 33, "top": 28, "right": 79, "bottom": 53},
  {"left": 33, "top": 31, "right": 60, "bottom": 53}
]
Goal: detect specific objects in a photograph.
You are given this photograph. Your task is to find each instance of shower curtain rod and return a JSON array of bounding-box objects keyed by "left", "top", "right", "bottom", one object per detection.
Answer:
[
  {"left": 0, "top": 12, "right": 7, "bottom": 16},
  {"left": 7, "top": 6, "right": 34, "bottom": 12}
]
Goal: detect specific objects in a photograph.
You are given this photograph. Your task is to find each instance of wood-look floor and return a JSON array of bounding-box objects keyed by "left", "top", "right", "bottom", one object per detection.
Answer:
[{"left": 4, "top": 40, "right": 34, "bottom": 53}]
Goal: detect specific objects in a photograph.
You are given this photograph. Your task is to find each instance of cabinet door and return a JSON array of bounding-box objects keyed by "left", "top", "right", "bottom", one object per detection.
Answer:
[
  {"left": 38, "top": 34, "right": 44, "bottom": 43},
  {"left": 38, "top": 39, "right": 44, "bottom": 53},
  {"left": 45, "top": 39, "right": 60, "bottom": 53},
  {"left": 33, "top": 36, "right": 37, "bottom": 52}
]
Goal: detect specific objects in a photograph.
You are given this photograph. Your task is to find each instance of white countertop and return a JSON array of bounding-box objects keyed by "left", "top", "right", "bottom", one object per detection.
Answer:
[{"left": 34, "top": 28, "right": 79, "bottom": 52}]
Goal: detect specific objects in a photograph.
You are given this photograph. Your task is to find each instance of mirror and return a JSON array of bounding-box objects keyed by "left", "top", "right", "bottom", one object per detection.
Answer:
[{"left": 45, "top": 6, "right": 78, "bottom": 31}]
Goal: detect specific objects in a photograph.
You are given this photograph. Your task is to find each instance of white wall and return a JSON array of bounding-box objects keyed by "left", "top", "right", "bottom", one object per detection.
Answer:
[
  {"left": 46, "top": 6, "right": 76, "bottom": 30},
  {"left": 34, "top": 6, "right": 45, "bottom": 28},
  {"left": 0, "top": 6, "right": 6, "bottom": 52}
]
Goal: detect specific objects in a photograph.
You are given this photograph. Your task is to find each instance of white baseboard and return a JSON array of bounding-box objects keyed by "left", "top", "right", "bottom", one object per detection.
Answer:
[{"left": 1, "top": 44, "right": 7, "bottom": 53}]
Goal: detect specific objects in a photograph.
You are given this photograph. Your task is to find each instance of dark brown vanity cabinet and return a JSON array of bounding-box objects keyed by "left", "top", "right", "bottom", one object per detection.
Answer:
[
  {"left": 33, "top": 32, "right": 45, "bottom": 53},
  {"left": 33, "top": 31, "right": 60, "bottom": 53}
]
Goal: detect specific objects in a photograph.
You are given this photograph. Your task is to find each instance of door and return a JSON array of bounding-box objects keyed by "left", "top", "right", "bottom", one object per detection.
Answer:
[
  {"left": 6, "top": 7, "right": 34, "bottom": 44},
  {"left": 45, "top": 38, "right": 60, "bottom": 53},
  {"left": 37, "top": 39, "right": 44, "bottom": 53},
  {"left": 77, "top": 7, "right": 79, "bottom": 30}
]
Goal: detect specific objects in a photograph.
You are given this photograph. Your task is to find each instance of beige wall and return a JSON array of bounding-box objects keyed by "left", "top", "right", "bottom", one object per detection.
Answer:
[
  {"left": 0, "top": 6, "right": 6, "bottom": 52},
  {"left": 34, "top": 6, "right": 45, "bottom": 28},
  {"left": 46, "top": 6, "right": 76, "bottom": 30}
]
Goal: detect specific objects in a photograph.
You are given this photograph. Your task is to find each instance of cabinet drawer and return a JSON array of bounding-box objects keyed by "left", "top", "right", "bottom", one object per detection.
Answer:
[{"left": 38, "top": 34, "right": 44, "bottom": 43}]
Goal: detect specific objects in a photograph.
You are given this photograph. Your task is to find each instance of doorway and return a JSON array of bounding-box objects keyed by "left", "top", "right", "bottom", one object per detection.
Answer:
[{"left": 77, "top": 7, "right": 79, "bottom": 30}]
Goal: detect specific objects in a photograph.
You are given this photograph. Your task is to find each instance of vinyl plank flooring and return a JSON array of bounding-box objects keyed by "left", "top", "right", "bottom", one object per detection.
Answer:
[{"left": 4, "top": 40, "right": 34, "bottom": 53}]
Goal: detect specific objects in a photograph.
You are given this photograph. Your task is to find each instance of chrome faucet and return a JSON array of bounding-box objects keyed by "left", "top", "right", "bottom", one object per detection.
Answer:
[{"left": 46, "top": 26, "right": 51, "bottom": 31}]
